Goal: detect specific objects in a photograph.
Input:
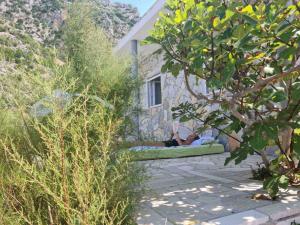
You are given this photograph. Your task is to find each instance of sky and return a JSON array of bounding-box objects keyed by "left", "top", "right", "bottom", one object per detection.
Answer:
[{"left": 113, "top": 0, "right": 156, "bottom": 16}]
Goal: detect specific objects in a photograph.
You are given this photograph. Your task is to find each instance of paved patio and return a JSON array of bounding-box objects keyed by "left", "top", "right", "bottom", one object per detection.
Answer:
[{"left": 137, "top": 153, "right": 300, "bottom": 225}]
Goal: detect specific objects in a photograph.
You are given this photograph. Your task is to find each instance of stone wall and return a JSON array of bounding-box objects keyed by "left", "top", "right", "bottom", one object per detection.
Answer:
[{"left": 138, "top": 47, "right": 208, "bottom": 141}]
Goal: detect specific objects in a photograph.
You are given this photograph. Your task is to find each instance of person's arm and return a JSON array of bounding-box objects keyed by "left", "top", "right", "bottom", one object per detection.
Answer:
[
  {"left": 174, "top": 132, "right": 184, "bottom": 145},
  {"left": 175, "top": 133, "right": 196, "bottom": 146},
  {"left": 183, "top": 139, "right": 194, "bottom": 145},
  {"left": 169, "top": 131, "right": 174, "bottom": 140}
]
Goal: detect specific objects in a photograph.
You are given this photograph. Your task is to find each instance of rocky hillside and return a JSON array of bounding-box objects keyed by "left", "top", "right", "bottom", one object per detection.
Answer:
[
  {"left": 0, "top": 0, "right": 65, "bottom": 43},
  {"left": 0, "top": 0, "right": 139, "bottom": 43},
  {"left": 94, "top": 1, "right": 140, "bottom": 41},
  {"left": 0, "top": 0, "right": 139, "bottom": 76},
  {"left": 0, "top": 17, "right": 54, "bottom": 76}
]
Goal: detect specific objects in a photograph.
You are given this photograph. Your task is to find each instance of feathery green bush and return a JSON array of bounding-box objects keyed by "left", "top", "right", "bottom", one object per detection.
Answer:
[
  {"left": 62, "top": 0, "right": 139, "bottom": 137},
  {"left": 0, "top": 1, "right": 144, "bottom": 223},
  {"left": 0, "top": 72, "right": 144, "bottom": 224}
]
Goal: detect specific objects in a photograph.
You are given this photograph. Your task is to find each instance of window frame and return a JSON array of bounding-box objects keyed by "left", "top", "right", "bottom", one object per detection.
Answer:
[{"left": 147, "top": 74, "right": 162, "bottom": 108}]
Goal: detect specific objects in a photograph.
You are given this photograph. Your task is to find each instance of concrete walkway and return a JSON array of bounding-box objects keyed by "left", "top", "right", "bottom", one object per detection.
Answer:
[{"left": 137, "top": 153, "right": 300, "bottom": 225}]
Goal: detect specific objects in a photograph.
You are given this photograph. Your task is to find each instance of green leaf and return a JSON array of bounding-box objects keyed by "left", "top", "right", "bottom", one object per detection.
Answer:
[
  {"left": 213, "top": 17, "right": 221, "bottom": 28},
  {"left": 170, "top": 63, "right": 182, "bottom": 77},
  {"left": 191, "top": 39, "right": 201, "bottom": 47},
  {"left": 295, "top": 129, "right": 300, "bottom": 135},
  {"left": 214, "top": 10, "right": 235, "bottom": 29},
  {"left": 263, "top": 176, "right": 276, "bottom": 189},
  {"left": 161, "top": 64, "right": 169, "bottom": 73},
  {"left": 263, "top": 176, "right": 279, "bottom": 198},
  {"left": 271, "top": 90, "right": 287, "bottom": 102},
  {"left": 228, "top": 120, "right": 243, "bottom": 133},
  {"left": 293, "top": 133, "right": 300, "bottom": 156},
  {"left": 221, "top": 9, "right": 235, "bottom": 25},
  {"left": 249, "top": 123, "right": 268, "bottom": 150},
  {"left": 279, "top": 47, "right": 297, "bottom": 60},
  {"left": 235, "top": 150, "right": 248, "bottom": 164},
  {"left": 207, "top": 6, "right": 214, "bottom": 13},
  {"left": 224, "top": 149, "right": 243, "bottom": 166},
  {"left": 174, "top": 9, "right": 187, "bottom": 24},
  {"left": 235, "top": 34, "right": 252, "bottom": 49},
  {"left": 192, "top": 57, "right": 204, "bottom": 69},
  {"left": 179, "top": 115, "right": 190, "bottom": 122},
  {"left": 183, "top": 20, "right": 193, "bottom": 34},
  {"left": 182, "top": 0, "right": 194, "bottom": 11},
  {"left": 224, "top": 9, "right": 235, "bottom": 20},
  {"left": 161, "top": 60, "right": 173, "bottom": 73},
  {"left": 222, "top": 53, "right": 236, "bottom": 82},
  {"left": 262, "top": 122, "right": 278, "bottom": 139},
  {"left": 242, "top": 15, "right": 258, "bottom": 25},
  {"left": 219, "top": 28, "right": 233, "bottom": 40},
  {"left": 278, "top": 175, "right": 289, "bottom": 189},
  {"left": 278, "top": 30, "right": 294, "bottom": 43},
  {"left": 249, "top": 134, "right": 268, "bottom": 150},
  {"left": 143, "top": 36, "right": 159, "bottom": 45},
  {"left": 245, "top": 52, "right": 265, "bottom": 64},
  {"left": 233, "top": 24, "right": 250, "bottom": 39},
  {"left": 241, "top": 5, "right": 255, "bottom": 17},
  {"left": 291, "top": 82, "right": 300, "bottom": 101}
]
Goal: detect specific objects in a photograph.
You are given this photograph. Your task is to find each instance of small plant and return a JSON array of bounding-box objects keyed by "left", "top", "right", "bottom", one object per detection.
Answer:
[{"left": 251, "top": 163, "right": 272, "bottom": 181}]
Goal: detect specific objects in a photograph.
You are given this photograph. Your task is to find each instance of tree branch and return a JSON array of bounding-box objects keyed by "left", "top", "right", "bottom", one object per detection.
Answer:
[
  {"left": 183, "top": 67, "right": 222, "bottom": 104},
  {"left": 184, "top": 66, "right": 253, "bottom": 125},
  {"left": 166, "top": 37, "right": 185, "bottom": 62},
  {"left": 230, "top": 107, "right": 252, "bottom": 126},
  {"left": 210, "top": 31, "right": 215, "bottom": 78},
  {"left": 161, "top": 45, "right": 187, "bottom": 65},
  {"left": 232, "top": 65, "right": 300, "bottom": 101}
]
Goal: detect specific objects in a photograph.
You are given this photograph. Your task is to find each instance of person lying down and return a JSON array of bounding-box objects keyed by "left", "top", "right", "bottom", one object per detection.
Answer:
[
  {"left": 130, "top": 131, "right": 215, "bottom": 149},
  {"left": 163, "top": 132, "right": 199, "bottom": 147},
  {"left": 164, "top": 131, "right": 215, "bottom": 147}
]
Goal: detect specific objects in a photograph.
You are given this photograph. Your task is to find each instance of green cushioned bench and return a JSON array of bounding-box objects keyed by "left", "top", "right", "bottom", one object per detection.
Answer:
[{"left": 129, "top": 143, "right": 224, "bottom": 161}]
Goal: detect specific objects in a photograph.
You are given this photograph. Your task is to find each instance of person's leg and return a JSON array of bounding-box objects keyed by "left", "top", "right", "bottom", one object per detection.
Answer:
[
  {"left": 138, "top": 131, "right": 175, "bottom": 147},
  {"left": 130, "top": 131, "right": 177, "bottom": 147}
]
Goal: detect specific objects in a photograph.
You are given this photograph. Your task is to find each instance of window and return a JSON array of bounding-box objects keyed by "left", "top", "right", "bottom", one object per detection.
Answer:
[{"left": 147, "top": 76, "right": 162, "bottom": 107}]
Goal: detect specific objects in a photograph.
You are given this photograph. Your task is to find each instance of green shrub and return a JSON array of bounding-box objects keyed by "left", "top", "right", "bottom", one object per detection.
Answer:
[
  {"left": 0, "top": 1, "right": 144, "bottom": 222},
  {"left": 251, "top": 163, "right": 272, "bottom": 181},
  {"left": 0, "top": 79, "right": 144, "bottom": 224},
  {"left": 62, "top": 0, "right": 139, "bottom": 135}
]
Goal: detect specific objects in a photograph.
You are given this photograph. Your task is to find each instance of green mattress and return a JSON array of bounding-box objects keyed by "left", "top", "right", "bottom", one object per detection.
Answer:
[{"left": 129, "top": 144, "right": 224, "bottom": 161}]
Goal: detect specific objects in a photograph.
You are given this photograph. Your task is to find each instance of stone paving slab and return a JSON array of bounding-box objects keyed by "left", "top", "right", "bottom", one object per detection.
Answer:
[
  {"left": 137, "top": 206, "right": 172, "bottom": 225},
  {"left": 137, "top": 153, "right": 300, "bottom": 225},
  {"left": 205, "top": 210, "right": 269, "bottom": 225},
  {"left": 197, "top": 195, "right": 271, "bottom": 217},
  {"left": 256, "top": 201, "right": 300, "bottom": 221},
  {"left": 276, "top": 216, "right": 300, "bottom": 225}
]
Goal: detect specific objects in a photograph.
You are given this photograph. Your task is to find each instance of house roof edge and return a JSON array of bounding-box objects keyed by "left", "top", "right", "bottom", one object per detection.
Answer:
[{"left": 114, "top": 0, "right": 165, "bottom": 53}]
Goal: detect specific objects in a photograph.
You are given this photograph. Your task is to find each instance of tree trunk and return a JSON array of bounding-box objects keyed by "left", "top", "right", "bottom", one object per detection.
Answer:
[
  {"left": 261, "top": 151, "right": 270, "bottom": 168},
  {"left": 280, "top": 127, "right": 293, "bottom": 157},
  {"left": 279, "top": 127, "right": 296, "bottom": 169}
]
